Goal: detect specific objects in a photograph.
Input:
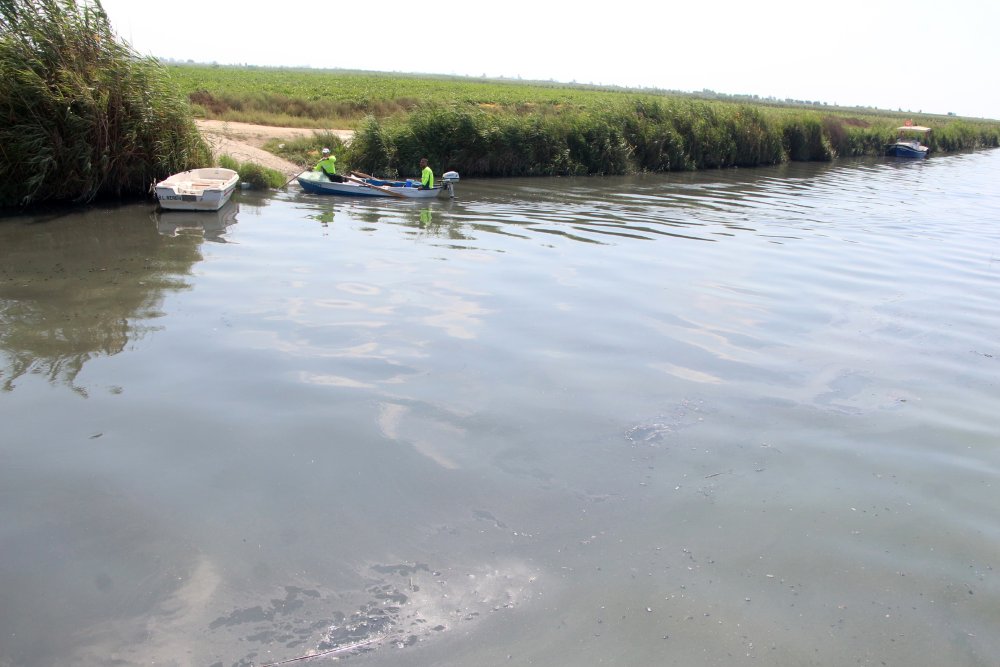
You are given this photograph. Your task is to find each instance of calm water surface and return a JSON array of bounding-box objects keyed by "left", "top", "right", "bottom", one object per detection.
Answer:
[{"left": 2, "top": 151, "right": 999, "bottom": 666}]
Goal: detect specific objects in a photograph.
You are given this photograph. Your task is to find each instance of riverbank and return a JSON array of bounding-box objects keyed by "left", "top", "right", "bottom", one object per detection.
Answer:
[
  {"left": 195, "top": 120, "right": 354, "bottom": 178},
  {"left": 175, "top": 66, "right": 1000, "bottom": 181}
]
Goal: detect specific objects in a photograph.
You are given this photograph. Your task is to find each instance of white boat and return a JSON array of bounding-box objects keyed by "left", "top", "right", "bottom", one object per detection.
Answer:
[
  {"left": 155, "top": 167, "right": 239, "bottom": 210},
  {"left": 297, "top": 170, "right": 459, "bottom": 199},
  {"left": 887, "top": 124, "right": 931, "bottom": 158}
]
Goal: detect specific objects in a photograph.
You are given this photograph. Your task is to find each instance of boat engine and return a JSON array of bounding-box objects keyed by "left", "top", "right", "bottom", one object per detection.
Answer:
[{"left": 442, "top": 171, "right": 459, "bottom": 199}]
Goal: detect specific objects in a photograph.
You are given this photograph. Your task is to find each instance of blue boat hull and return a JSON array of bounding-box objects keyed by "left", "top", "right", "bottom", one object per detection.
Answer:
[
  {"left": 887, "top": 143, "right": 928, "bottom": 158},
  {"left": 298, "top": 177, "right": 389, "bottom": 196},
  {"left": 296, "top": 171, "right": 449, "bottom": 198}
]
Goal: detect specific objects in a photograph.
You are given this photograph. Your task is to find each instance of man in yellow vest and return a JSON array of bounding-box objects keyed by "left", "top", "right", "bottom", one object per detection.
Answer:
[
  {"left": 315, "top": 148, "right": 344, "bottom": 182},
  {"left": 419, "top": 157, "right": 434, "bottom": 189}
]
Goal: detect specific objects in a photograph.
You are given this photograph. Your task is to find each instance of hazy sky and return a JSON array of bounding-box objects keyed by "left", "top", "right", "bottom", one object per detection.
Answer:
[{"left": 99, "top": 0, "right": 998, "bottom": 120}]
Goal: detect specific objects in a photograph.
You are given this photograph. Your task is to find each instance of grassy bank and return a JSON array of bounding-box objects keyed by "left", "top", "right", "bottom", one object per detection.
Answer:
[
  {"left": 217, "top": 155, "right": 286, "bottom": 189},
  {"left": 172, "top": 65, "right": 1000, "bottom": 179},
  {"left": 0, "top": 0, "right": 210, "bottom": 208}
]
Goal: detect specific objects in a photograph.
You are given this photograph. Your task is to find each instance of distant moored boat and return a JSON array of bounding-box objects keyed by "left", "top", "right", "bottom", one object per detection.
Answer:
[{"left": 887, "top": 123, "right": 931, "bottom": 158}]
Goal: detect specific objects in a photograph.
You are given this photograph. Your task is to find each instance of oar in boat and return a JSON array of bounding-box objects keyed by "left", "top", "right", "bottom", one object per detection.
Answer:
[
  {"left": 344, "top": 174, "right": 408, "bottom": 199},
  {"left": 353, "top": 170, "right": 434, "bottom": 193},
  {"left": 281, "top": 168, "right": 308, "bottom": 189}
]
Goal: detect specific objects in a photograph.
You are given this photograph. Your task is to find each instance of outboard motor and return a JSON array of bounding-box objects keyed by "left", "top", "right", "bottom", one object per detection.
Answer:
[{"left": 442, "top": 171, "right": 460, "bottom": 199}]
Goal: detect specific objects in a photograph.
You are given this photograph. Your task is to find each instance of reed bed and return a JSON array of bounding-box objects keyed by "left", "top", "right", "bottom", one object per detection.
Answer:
[
  {"left": 349, "top": 100, "right": 998, "bottom": 179},
  {"left": 0, "top": 0, "right": 210, "bottom": 208}
]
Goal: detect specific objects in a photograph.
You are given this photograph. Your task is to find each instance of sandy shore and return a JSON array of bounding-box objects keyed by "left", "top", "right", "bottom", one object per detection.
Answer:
[{"left": 194, "top": 120, "right": 354, "bottom": 178}]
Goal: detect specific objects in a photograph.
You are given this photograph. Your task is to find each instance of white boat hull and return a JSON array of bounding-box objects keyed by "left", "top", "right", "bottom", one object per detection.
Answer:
[{"left": 156, "top": 168, "right": 239, "bottom": 211}]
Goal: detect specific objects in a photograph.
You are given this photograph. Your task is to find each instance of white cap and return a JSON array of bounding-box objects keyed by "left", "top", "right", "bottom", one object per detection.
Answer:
[{"left": 322, "top": 148, "right": 330, "bottom": 154}]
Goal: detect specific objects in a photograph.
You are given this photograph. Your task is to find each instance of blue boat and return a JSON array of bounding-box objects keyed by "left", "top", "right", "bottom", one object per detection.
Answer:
[
  {"left": 887, "top": 124, "right": 931, "bottom": 158},
  {"left": 296, "top": 170, "right": 459, "bottom": 198}
]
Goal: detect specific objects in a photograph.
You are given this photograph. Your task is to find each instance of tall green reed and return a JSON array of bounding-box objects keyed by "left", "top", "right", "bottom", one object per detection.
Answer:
[
  {"left": 0, "top": 0, "right": 211, "bottom": 207},
  {"left": 932, "top": 121, "right": 1000, "bottom": 151},
  {"left": 350, "top": 100, "right": 794, "bottom": 178}
]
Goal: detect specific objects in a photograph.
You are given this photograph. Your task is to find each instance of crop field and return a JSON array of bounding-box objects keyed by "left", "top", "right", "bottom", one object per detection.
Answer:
[
  {"left": 167, "top": 65, "right": 640, "bottom": 126},
  {"left": 167, "top": 64, "right": 996, "bottom": 128}
]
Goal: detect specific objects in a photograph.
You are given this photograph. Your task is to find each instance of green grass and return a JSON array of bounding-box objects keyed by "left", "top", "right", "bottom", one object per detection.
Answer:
[
  {"left": 167, "top": 65, "right": 636, "bottom": 125},
  {"left": 217, "top": 155, "right": 286, "bottom": 189},
  {"left": 169, "top": 63, "right": 1000, "bottom": 126},
  {"left": 261, "top": 132, "right": 348, "bottom": 171}
]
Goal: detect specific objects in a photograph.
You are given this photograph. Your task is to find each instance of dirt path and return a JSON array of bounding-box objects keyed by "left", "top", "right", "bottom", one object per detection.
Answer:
[{"left": 194, "top": 120, "right": 354, "bottom": 178}]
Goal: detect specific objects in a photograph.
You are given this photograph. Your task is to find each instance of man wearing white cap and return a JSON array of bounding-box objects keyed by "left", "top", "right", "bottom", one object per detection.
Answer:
[{"left": 314, "top": 148, "right": 343, "bottom": 182}]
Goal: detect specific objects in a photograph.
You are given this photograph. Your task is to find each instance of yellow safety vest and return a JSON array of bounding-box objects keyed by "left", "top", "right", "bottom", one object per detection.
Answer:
[
  {"left": 421, "top": 165, "right": 434, "bottom": 188},
  {"left": 315, "top": 156, "right": 337, "bottom": 174}
]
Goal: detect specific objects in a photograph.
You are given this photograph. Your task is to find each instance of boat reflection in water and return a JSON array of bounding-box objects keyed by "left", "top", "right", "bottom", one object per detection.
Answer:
[{"left": 152, "top": 199, "right": 239, "bottom": 242}]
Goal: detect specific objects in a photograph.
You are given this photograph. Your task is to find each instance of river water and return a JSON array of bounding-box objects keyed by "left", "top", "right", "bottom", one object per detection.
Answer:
[{"left": 2, "top": 150, "right": 999, "bottom": 667}]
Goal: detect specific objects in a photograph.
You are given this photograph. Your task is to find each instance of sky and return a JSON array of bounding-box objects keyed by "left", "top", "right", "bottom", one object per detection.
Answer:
[{"left": 98, "top": 0, "right": 999, "bottom": 120}]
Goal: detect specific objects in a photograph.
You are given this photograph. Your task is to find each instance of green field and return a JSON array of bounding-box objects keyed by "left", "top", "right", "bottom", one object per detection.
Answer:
[
  {"left": 168, "top": 64, "right": 999, "bottom": 128},
  {"left": 169, "top": 64, "right": 679, "bottom": 127}
]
